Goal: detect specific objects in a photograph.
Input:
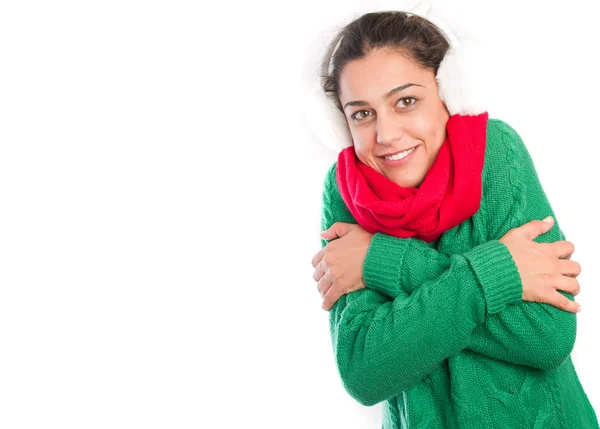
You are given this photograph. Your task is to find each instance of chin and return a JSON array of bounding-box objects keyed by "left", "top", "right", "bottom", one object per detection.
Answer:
[{"left": 392, "top": 173, "right": 424, "bottom": 188}]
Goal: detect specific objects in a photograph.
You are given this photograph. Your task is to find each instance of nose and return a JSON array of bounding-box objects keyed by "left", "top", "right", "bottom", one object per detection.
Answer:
[{"left": 376, "top": 111, "right": 405, "bottom": 145}]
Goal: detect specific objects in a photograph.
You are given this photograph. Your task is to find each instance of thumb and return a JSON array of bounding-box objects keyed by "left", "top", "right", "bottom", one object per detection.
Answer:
[
  {"left": 520, "top": 216, "right": 554, "bottom": 240},
  {"left": 320, "top": 222, "right": 353, "bottom": 240}
]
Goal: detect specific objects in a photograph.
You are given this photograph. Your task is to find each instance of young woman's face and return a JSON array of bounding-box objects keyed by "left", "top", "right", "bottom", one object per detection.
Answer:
[{"left": 338, "top": 48, "right": 450, "bottom": 188}]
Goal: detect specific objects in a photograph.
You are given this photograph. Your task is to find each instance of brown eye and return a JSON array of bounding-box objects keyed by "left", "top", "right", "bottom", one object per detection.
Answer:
[
  {"left": 351, "top": 110, "right": 371, "bottom": 121},
  {"left": 396, "top": 97, "right": 417, "bottom": 108}
]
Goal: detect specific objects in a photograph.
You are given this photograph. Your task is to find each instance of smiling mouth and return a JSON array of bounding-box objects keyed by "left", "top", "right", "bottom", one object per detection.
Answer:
[{"left": 380, "top": 145, "right": 418, "bottom": 161}]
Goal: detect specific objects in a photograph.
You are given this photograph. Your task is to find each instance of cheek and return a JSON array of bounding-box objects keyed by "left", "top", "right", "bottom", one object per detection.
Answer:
[
  {"left": 410, "top": 117, "right": 436, "bottom": 142},
  {"left": 350, "top": 129, "right": 374, "bottom": 156},
  {"left": 411, "top": 109, "right": 448, "bottom": 145}
]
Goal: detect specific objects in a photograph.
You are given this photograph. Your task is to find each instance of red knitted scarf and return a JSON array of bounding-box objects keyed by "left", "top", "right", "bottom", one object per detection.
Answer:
[{"left": 336, "top": 113, "right": 488, "bottom": 242}]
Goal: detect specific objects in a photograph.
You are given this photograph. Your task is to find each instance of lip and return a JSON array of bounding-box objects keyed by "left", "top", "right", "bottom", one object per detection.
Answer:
[
  {"left": 379, "top": 145, "right": 419, "bottom": 158},
  {"left": 379, "top": 145, "right": 418, "bottom": 167}
]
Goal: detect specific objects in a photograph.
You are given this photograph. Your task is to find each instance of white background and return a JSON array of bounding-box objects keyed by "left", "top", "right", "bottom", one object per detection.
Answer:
[{"left": 0, "top": 0, "right": 598, "bottom": 428}]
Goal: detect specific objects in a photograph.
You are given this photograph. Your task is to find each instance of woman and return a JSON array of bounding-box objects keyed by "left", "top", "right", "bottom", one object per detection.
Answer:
[{"left": 308, "top": 11, "right": 599, "bottom": 428}]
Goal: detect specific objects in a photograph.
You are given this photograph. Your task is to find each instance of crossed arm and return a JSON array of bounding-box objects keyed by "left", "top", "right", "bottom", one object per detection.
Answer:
[
  {"left": 319, "top": 121, "right": 576, "bottom": 406},
  {"left": 362, "top": 230, "right": 576, "bottom": 371},
  {"left": 321, "top": 219, "right": 524, "bottom": 406}
]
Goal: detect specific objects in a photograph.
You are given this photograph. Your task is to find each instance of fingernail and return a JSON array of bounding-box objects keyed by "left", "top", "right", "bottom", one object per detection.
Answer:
[
  {"left": 576, "top": 304, "right": 582, "bottom": 312},
  {"left": 543, "top": 216, "right": 553, "bottom": 223}
]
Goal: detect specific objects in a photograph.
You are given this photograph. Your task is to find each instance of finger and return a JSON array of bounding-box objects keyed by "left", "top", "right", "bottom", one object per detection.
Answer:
[
  {"left": 553, "top": 274, "right": 581, "bottom": 296},
  {"left": 311, "top": 247, "right": 327, "bottom": 268},
  {"left": 313, "top": 258, "right": 327, "bottom": 282},
  {"left": 322, "top": 283, "right": 346, "bottom": 311},
  {"left": 550, "top": 241, "right": 575, "bottom": 260},
  {"left": 546, "top": 291, "right": 580, "bottom": 313},
  {"left": 320, "top": 223, "right": 341, "bottom": 240},
  {"left": 320, "top": 222, "right": 353, "bottom": 240},
  {"left": 317, "top": 273, "right": 333, "bottom": 299},
  {"left": 536, "top": 241, "right": 575, "bottom": 260},
  {"left": 520, "top": 217, "right": 554, "bottom": 241},
  {"left": 557, "top": 259, "right": 581, "bottom": 278}
]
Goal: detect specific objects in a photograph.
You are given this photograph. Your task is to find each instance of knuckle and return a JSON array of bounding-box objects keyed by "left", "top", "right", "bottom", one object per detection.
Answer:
[
  {"left": 317, "top": 279, "right": 325, "bottom": 294},
  {"left": 560, "top": 297, "right": 574, "bottom": 310},
  {"left": 541, "top": 272, "right": 554, "bottom": 285},
  {"left": 545, "top": 259, "right": 558, "bottom": 273},
  {"left": 551, "top": 296, "right": 567, "bottom": 309},
  {"left": 330, "top": 266, "right": 341, "bottom": 280}
]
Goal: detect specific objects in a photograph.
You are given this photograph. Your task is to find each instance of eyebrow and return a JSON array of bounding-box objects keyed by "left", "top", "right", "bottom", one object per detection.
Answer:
[{"left": 343, "top": 83, "right": 425, "bottom": 110}]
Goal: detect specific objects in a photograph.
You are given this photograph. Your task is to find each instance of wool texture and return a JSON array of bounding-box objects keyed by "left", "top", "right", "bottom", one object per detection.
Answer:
[{"left": 320, "top": 118, "right": 599, "bottom": 429}]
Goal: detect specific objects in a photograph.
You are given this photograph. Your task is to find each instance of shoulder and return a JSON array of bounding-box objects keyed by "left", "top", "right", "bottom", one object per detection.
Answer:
[
  {"left": 484, "top": 118, "right": 527, "bottom": 167},
  {"left": 321, "top": 160, "right": 347, "bottom": 210},
  {"left": 480, "top": 119, "right": 528, "bottom": 239},
  {"left": 321, "top": 160, "right": 340, "bottom": 205},
  {"left": 320, "top": 160, "right": 355, "bottom": 231},
  {"left": 482, "top": 118, "right": 533, "bottom": 189},
  {"left": 323, "top": 160, "right": 338, "bottom": 189},
  {"left": 486, "top": 117, "right": 521, "bottom": 137},
  {"left": 481, "top": 118, "right": 549, "bottom": 239}
]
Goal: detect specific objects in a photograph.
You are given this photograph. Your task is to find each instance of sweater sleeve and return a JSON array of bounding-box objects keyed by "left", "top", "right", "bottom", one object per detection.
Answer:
[
  {"left": 320, "top": 163, "right": 522, "bottom": 406},
  {"left": 362, "top": 120, "right": 577, "bottom": 371}
]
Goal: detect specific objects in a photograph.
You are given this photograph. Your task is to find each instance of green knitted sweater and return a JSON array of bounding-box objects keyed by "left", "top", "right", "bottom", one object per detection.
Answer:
[{"left": 320, "top": 119, "right": 599, "bottom": 429}]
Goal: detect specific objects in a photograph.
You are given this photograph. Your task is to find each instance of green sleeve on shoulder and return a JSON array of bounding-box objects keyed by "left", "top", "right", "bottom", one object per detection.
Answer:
[
  {"left": 470, "top": 118, "right": 576, "bottom": 370},
  {"left": 320, "top": 161, "right": 355, "bottom": 248}
]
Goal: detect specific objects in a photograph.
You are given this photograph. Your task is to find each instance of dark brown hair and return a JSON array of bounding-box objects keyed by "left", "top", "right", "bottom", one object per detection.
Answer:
[{"left": 320, "top": 11, "right": 450, "bottom": 112}]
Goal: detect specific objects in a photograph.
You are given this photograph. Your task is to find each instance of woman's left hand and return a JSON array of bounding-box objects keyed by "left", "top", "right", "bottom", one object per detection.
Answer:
[{"left": 311, "top": 222, "right": 373, "bottom": 310}]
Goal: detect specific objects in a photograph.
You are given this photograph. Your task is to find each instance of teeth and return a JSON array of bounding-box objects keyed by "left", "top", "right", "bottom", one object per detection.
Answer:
[{"left": 384, "top": 147, "right": 415, "bottom": 161}]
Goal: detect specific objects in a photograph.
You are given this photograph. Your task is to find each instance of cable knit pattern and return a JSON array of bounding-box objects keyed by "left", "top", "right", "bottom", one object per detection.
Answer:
[
  {"left": 505, "top": 125, "right": 526, "bottom": 223},
  {"left": 494, "top": 122, "right": 526, "bottom": 240},
  {"left": 320, "top": 118, "right": 599, "bottom": 428}
]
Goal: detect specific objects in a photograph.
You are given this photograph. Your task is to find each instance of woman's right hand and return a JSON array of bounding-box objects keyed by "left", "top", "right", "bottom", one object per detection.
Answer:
[{"left": 499, "top": 216, "right": 581, "bottom": 313}]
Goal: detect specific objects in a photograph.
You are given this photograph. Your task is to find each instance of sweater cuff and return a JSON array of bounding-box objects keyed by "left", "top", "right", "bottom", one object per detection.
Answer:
[
  {"left": 363, "top": 233, "right": 409, "bottom": 298},
  {"left": 463, "top": 240, "right": 523, "bottom": 314}
]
